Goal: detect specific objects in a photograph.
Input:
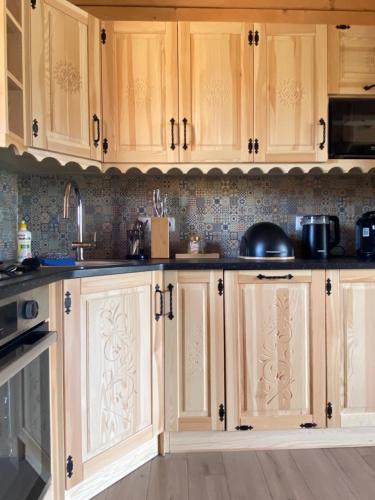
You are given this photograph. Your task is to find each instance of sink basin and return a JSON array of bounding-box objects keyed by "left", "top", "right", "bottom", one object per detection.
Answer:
[{"left": 41, "top": 259, "right": 142, "bottom": 268}]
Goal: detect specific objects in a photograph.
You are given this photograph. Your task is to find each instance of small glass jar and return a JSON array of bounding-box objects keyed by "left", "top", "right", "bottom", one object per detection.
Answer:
[{"left": 188, "top": 233, "right": 203, "bottom": 255}]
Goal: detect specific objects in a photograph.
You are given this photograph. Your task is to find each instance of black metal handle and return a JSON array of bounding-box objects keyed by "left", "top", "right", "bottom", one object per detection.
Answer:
[
  {"left": 167, "top": 283, "right": 174, "bottom": 320},
  {"left": 248, "top": 138, "right": 253, "bottom": 154},
  {"left": 319, "top": 118, "right": 326, "bottom": 150},
  {"left": 248, "top": 31, "right": 254, "bottom": 46},
  {"left": 254, "top": 138, "right": 259, "bottom": 154},
  {"left": 32, "top": 119, "right": 39, "bottom": 138},
  {"left": 182, "top": 118, "right": 188, "bottom": 150},
  {"left": 93, "top": 114, "right": 100, "bottom": 148},
  {"left": 254, "top": 30, "right": 259, "bottom": 46},
  {"left": 170, "top": 118, "right": 176, "bottom": 150},
  {"left": 257, "top": 274, "right": 293, "bottom": 280},
  {"left": 31, "top": 0, "right": 37, "bottom": 8},
  {"left": 336, "top": 24, "right": 350, "bottom": 30},
  {"left": 364, "top": 84, "right": 375, "bottom": 91},
  {"left": 154, "top": 285, "right": 163, "bottom": 321}
]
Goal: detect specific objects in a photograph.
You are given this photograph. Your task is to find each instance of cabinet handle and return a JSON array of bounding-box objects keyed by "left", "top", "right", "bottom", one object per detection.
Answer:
[
  {"left": 93, "top": 114, "right": 100, "bottom": 148},
  {"left": 167, "top": 283, "right": 174, "bottom": 320},
  {"left": 254, "top": 138, "right": 259, "bottom": 154},
  {"left": 32, "top": 119, "right": 39, "bottom": 138},
  {"left": 182, "top": 118, "right": 188, "bottom": 150},
  {"left": 257, "top": 274, "right": 293, "bottom": 280},
  {"left": 248, "top": 138, "right": 253, "bottom": 154},
  {"left": 170, "top": 118, "right": 176, "bottom": 150},
  {"left": 363, "top": 84, "right": 375, "bottom": 91},
  {"left": 154, "top": 284, "right": 163, "bottom": 321},
  {"left": 319, "top": 118, "right": 326, "bottom": 150}
]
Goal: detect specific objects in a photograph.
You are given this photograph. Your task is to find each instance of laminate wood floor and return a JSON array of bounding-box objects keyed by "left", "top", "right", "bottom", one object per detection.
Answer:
[{"left": 92, "top": 448, "right": 375, "bottom": 500}]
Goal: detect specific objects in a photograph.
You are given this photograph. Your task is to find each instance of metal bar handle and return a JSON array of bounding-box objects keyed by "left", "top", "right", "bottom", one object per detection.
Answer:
[
  {"left": 154, "top": 285, "right": 164, "bottom": 321},
  {"left": 364, "top": 84, "right": 375, "bottom": 91},
  {"left": 254, "top": 138, "right": 259, "bottom": 154},
  {"left": 182, "top": 118, "right": 188, "bottom": 150},
  {"left": 93, "top": 114, "right": 100, "bottom": 148},
  {"left": 257, "top": 274, "right": 293, "bottom": 280},
  {"left": 319, "top": 118, "right": 326, "bottom": 150},
  {"left": 167, "top": 283, "right": 174, "bottom": 320},
  {"left": 248, "top": 138, "right": 253, "bottom": 154},
  {"left": 170, "top": 118, "right": 176, "bottom": 150}
]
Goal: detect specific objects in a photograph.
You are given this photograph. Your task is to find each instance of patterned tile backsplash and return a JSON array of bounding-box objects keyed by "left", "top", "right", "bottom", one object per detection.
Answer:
[{"left": 2, "top": 165, "right": 375, "bottom": 260}]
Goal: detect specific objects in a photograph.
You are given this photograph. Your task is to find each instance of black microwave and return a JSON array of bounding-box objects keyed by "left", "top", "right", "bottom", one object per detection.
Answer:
[{"left": 329, "top": 98, "right": 375, "bottom": 159}]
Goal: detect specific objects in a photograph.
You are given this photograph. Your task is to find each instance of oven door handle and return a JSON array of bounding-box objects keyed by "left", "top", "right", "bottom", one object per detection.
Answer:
[{"left": 0, "top": 331, "right": 57, "bottom": 387}]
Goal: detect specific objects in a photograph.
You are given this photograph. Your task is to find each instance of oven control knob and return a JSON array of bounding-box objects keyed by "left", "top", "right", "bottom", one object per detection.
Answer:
[{"left": 24, "top": 300, "right": 39, "bottom": 319}]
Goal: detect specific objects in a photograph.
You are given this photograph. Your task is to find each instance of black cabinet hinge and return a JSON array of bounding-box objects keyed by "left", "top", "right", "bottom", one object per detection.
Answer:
[
  {"left": 236, "top": 425, "right": 253, "bottom": 431},
  {"left": 66, "top": 455, "right": 74, "bottom": 478},
  {"left": 218, "top": 278, "right": 224, "bottom": 296},
  {"left": 31, "top": 0, "right": 37, "bottom": 8},
  {"left": 101, "top": 29, "right": 107, "bottom": 44},
  {"left": 326, "top": 402, "right": 333, "bottom": 420},
  {"left": 300, "top": 422, "right": 317, "bottom": 429},
  {"left": 326, "top": 278, "right": 332, "bottom": 296},
  {"left": 64, "top": 291, "right": 72, "bottom": 315},
  {"left": 103, "top": 138, "right": 109, "bottom": 154},
  {"left": 32, "top": 119, "right": 39, "bottom": 138},
  {"left": 219, "top": 404, "right": 225, "bottom": 422},
  {"left": 336, "top": 24, "right": 351, "bottom": 30}
]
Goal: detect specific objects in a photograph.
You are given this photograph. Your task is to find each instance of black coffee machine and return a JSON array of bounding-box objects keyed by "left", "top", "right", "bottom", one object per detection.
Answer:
[
  {"left": 301, "top": 215, "right": 341, "bottom": 259},
  {"left": 356, "top": 211, "right": 375, "bottom": 259}
]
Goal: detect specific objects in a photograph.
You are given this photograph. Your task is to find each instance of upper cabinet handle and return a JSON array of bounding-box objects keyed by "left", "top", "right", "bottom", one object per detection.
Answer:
[
  {"left": 182, "top": 118, "right": 188, "bottom": 150},
  {"left": 248, "top": 138, "right": 253, "bottom": 154},
  {"left": 254, "top": 138, "right": 259, "bottom": 154},
  {"left": 170, "top": 118, "right": 176, "bottom": 150},
  {"left": 319, "top": 118, "right": 326, "bottom": 150},
  {"left": 364, "top": 84, "right": 375, "bottom": 91},
  {"left": 93, "top": 114, "right": 100, "bottom": 148}
]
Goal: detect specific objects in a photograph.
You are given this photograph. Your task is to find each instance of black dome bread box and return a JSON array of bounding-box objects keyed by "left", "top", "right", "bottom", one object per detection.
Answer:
[{"left": 239, "top": 222, "right": 295, "bottom": 260}]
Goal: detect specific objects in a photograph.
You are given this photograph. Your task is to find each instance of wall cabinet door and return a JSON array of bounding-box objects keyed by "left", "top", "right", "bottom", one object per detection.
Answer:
[
  {"left": 327, "top": 270, "right": 375, "bottom": 428},
  {"left": 165, "top": 271, "right": 225, "bottom": 431},
  {"left": 225, "top": 270, "right": 326, "bottom": 431},
  {"left": 178, "top": 22, "right": 253, "bottom": 163},
  {"left": 101, "top": 21, "right": 178, "bottom": 163},
  {"left": 30, "top": 0, "right": 102, "bottom": 159},
  {"left": 328, "top": 26, "right": 375, "bottom": 95},
  {"left": 63, "top": 272, "right": 163, "bottom": 489},
  {"left": 254, "top": 24, "right": 327, "bottom": 162}
]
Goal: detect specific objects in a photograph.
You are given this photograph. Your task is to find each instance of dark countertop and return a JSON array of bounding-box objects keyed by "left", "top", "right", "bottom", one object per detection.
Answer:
[{"left": 1, "top": 256, "right": 375, "bottom": 300}]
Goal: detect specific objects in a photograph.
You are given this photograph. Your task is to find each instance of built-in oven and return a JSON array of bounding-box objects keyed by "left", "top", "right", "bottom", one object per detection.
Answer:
[
  {"left": 0, "top": 286, "right": 56, "bottom": 500},
  {"left": 329, "top": 97, "right": 375, "bottom": 159}
]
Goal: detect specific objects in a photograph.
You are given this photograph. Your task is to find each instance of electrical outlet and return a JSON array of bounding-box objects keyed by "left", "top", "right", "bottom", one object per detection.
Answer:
[
  {"left": 138, "top": 216, "right": 176, "bottom": 233},
  {"left": 295, "top": 216, "right": 304, "bottom": 232}
]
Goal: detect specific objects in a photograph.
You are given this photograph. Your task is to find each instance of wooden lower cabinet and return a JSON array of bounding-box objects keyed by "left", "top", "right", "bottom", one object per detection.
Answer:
[
  {"left": 62, "top": 271, "right": 163, "bottom": 489},
  {"left": 225, "top": 270, "right": 326, "bottom": 430},
  {"left": 327, "top": 270, "right": 375, "bottom": 428},
  {"left": 164, "top": 270, "right": 225, "bottom": 431}
]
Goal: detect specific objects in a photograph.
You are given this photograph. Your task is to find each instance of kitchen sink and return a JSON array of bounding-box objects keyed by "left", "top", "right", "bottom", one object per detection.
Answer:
[{"left": 41, "top": 259, "right": 142, "bottom": 268}]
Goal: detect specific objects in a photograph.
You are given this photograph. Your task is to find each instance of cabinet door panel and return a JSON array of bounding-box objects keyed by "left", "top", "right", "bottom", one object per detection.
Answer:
[
  {"left": 102, "top": 21, "right": 178, "bottom": 163},
  {"left": 254, "top": 24, "right": 327, "bottom": 162},
  {"left": 178, "top": 22, "right": 253, "bottom": 162},
  {"left": 31, "top": 0, "right": 93, "bottom": 158},
  {"left": 327, "top": 270, "right": 375, "bottom": 428},
  {"left": 165, "top": 271, "right": 225, "bottom": 431},
  {"left": 329, "top": 26, "right": 375, "bottom": 95},
  {"left": 225, "top": 270, "right": 326, "bottom": 430}
]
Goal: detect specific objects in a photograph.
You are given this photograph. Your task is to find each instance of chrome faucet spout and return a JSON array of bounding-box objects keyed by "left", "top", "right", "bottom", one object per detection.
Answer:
[{"left": 63, "top": 180, "right": 87, "bottom": 260}]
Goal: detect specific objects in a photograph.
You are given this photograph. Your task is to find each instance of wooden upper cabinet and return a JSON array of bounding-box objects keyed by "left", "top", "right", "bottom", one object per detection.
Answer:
[
  {"left": 328, "top": 25, "right": 375, "bottom": 95},
  {"left": 30, "top": 0, "right": 102, "bottom": 160},
  {"left": 101, "top": 21, "right": 178, "bottom": 163},
  {"left": 327, "top": 270, "right": 375, "bottom": 428},
  {"left": 178, "top": 22, "right": 253, "bottom": 162},
  {"left": 254, "top": 24, "right": 328, "bottom": 162},
  {"left": 225, "top": 270, "right": 326, "bottom": 431},
  {"left": 165, "top": 271, "right": 225, "bottom": 431}
]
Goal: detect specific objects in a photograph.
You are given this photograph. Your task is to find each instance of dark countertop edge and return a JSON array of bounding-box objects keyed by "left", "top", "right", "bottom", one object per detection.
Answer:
[{"left": 1, "top": 257, "right": 375, "bottom": 300}]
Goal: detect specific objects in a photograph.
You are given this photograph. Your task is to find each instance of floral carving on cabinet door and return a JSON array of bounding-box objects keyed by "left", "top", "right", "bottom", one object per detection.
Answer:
[
  {"left": 53, "top": 60, "right": 82, "bottom": 94},
  {"left": 277, "top": 79, "right": 304, "bottom": 107},
  {"left": 257, "top": 292, "right": 295, "bottom": 408},
  {"left": 98, "top": 297, "right": 136, "bottom": 439}
]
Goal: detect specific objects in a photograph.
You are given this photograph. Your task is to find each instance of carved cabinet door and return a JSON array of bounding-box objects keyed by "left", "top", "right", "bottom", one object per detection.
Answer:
[
  {"left": 30, "top": 0, "right": 101, "bottom": 159},
  {"left": 101, "top": 21, "right": 178, "bottom": 163},
  {"left": 225, "top": 270, "right": 326, "bottom": 431},
  {"left": 327, "top": 270, "right": 375, "bottom": 428},
  {"left": 63, "top": 272, "right": 163, "bottom": 489},
  {"left": 164, "top": 271, "right": 225, "bottom": 431},
  {"left": 178, "top": 22, "right": 254, "bottom": 163},
  {"left": 253, "top": 24, "right": 328, "bottom": 162},
  {"left": 328, "top": 25, "right": 375, "bottom": 95}
]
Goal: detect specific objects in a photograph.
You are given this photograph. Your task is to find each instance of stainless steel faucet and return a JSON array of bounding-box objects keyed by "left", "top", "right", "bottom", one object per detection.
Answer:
[{"left": 63, "top": 180, "right": 96, "bottom": 261}]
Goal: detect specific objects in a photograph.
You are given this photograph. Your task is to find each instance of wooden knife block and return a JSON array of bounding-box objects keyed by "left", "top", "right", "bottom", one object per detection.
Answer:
[{"left": 151, "top": 217, "right": 170, "bottom": 258}]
